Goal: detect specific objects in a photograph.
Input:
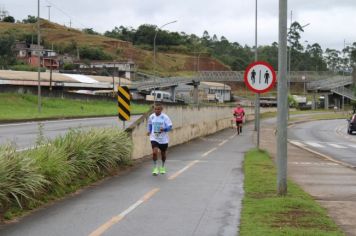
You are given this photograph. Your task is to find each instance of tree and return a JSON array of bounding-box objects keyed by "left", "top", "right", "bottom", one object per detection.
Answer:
[
  {"left": 22, "top": 15, "right": 37, "bottom": 24},
  {"left": 288, "top": 21, "right": 304, "bottom": 52},
  {"left": 82, "top": 28, "right": 100, "bottom": 35},
  {"left": 104, "top": 26, "right": 135, "bottom": 42},
  {"left": 305, "top": 43, "right": 327, "bottom": 71},
  {"left": 2, "top": 16, "right": 15, "bottom": 23},
  {"left": 0, "top": 34, "right": 16, "bottom": 68},
  {"left": 325, "top": 48, "right": 341, "bottom": 72},
  {"left": 133, "top": 24, "right": 156, "bottom": 45}
]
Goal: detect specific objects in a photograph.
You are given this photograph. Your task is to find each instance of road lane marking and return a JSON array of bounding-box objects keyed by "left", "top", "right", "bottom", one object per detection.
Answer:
[
  {"left": 201, "top": 147, "right": 217, "bottom": 157},
  {"left": 168, "top": 160, "right": 200, "bottom": 180},
  {"left": 290, "top": 161, "right": 339, "bottom": 166},
  {"left": 218, "top": 139, "right": 228, "bottom": 146},
  {"left": 348, "top": 144, "right": 356, "bottom": 148},
  {"left": 229, "top": 134, "right": 236, "bottom": 139},
  {"left": 88, "top": 188, "right": 159, "bottom": 236},
  {"left": 328, "top": 143, "right": 347, "bottom": 149},
  {"left": 305, "top": 141, "right": 324, "bottom": 148}
]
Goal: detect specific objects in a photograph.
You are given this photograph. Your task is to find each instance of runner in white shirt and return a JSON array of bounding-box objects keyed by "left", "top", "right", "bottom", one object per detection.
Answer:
[{"left": 147, "top": 103, "right": 173, "bottom": 175}]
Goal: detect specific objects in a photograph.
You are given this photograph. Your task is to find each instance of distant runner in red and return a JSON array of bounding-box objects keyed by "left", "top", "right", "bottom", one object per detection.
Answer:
[{"left": 233, "top": 103, "right": 245, "bottom": 135}]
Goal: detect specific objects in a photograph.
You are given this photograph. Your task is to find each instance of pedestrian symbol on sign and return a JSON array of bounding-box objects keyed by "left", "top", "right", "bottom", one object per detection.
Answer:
[{"left": 244, "top": 61, "right": 276, "bottom": 94}]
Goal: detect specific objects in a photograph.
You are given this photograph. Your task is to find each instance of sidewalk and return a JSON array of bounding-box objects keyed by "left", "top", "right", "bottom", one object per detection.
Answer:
[{"left": 260, "top": 124, "right": 356, "bottom": 235}]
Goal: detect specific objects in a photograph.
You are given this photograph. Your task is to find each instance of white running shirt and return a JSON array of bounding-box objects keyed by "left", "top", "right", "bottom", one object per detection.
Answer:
[{"left": 148, "top": 113, "right": 172, "bottom": 144}]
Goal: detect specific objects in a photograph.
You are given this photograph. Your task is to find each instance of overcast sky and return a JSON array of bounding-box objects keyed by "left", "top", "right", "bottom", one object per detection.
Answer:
[{"left": 1, "top": 0, "right": 355, "bottom": 51}]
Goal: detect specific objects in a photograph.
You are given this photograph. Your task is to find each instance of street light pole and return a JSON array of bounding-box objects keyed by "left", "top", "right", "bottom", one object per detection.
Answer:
[
  {"left": 153, "top": 20, "right": 177, "bottom": 104},
  {"left": 37, "top": 0, "right": 42, "bottom": 113}
]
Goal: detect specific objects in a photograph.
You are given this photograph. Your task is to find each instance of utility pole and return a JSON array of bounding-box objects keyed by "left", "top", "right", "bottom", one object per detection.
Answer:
[
  {"left": 37, "top": 0, "right": 42, "bottom": 113},
  {"left": 46, "top": 5, "right": 51, "bottom": 21},
  {"left": 277, "top": 0, "right": 288, "bottom": 196},
  {"left": 254, "top": 0, "right": 261, "bottom": 149}
]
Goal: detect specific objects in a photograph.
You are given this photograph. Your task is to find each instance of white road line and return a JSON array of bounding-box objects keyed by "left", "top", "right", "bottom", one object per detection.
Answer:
[
  {"left": 89, "top": 188, "right": 159, "bottom": 236},
  {"left": 201, "top": 147, "right": 218, "bottom": 157},
  {"left": 328, "top": 143, "right": 347, "bottom": 149},
  {"left": 218, "top": 140, "right": 228, "bottom": 146},
  {"left": 290, "top": 162, "right": 339, "bottom": 166},
  {"left": 305, "top": 141, "right": 324, "bottom": 148},
  {"left": 347, "top": 144, "right": 356, "bottom": 148},
  {"left": 168, "top": 160, "right": 200, "bottom": 180}
]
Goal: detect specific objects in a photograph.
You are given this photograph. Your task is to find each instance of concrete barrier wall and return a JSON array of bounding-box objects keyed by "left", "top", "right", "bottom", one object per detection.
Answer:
[{"left": 127, "top": 105, "right": 275, "bottom": 160}]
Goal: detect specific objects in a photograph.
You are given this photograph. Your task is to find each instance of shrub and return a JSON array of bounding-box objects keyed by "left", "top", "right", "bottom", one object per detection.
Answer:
[
  {"left": 27, "top": 143, "right": 77, "bottom": 191},
  {"left": 53, "top": 128, "right": 132, "bottom": 175},
  {"left": 0, "top": 128, "right": 132, "bottom": 221},
  {"left": 0, "top": 145, "right": 47, "bottom": 218},
  {"left": 10, "top": 64, "right": 46, "bottom": 72},
  {"left": 79, "top": 46, "right": 113, "bottom": 60}
]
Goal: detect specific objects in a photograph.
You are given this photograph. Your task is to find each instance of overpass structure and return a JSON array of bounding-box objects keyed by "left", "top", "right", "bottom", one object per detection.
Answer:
[
  {"left": 0, "top": 70, "right": 353, "bottom": 105},
  {"left": 132, "top": 71, "right": 350, "bottom": 91}
]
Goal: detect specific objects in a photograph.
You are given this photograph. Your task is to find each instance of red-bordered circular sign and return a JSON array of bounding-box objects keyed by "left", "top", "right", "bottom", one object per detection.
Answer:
[{"left": 244, "top": 61, "right": 276, "bottom": 93}]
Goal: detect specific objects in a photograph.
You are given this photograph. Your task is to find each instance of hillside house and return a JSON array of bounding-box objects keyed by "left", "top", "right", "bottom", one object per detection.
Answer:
[{"left": 13, "top": 42, "right": 60, "bottom": 70}]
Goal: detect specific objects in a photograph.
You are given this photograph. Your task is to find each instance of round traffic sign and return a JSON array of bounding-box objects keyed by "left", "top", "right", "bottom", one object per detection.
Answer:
[{"left": 244, "top": 61, "right": 276, "bottom": 93}]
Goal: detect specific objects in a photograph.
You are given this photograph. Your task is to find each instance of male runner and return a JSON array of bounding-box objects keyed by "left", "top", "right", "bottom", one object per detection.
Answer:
[
  {"left": 147, "top": 103, "right": 173, "bottom": 175},
  {"left": 233, "top": 103, "right": 245, "bottom": 135}
]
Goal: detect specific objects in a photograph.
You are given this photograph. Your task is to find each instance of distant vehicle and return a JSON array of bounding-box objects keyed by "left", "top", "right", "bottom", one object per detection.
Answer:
[
  {"left": 260, "top": 97, "right": 277, "bottom": 107},
  {"left": 146, "top": 90, "right": 172, "bottom": 102},
  {"left": 347, "top": 114, "right": 356, "bottom": 134},
  {"left": 207, "top": 93, "right": 223, "bottom": 103}
]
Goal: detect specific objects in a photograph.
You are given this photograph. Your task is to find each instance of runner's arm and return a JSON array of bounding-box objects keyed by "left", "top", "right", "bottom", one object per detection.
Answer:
[{"left": 163, "top": 125, "right": 172, "bottom": 132}]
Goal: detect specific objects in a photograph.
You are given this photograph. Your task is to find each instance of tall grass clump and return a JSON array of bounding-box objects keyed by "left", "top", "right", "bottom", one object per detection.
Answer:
[
  {"left": 53, "top": 128, "right": 132, "bottom": 175},
  {"left": 0, "top": 145, "right": 47, "bottom": 220},
  {"left": 0, "top": 128, "right": 132, "bottom": 221},
  {"left": 26, "top": 143, "right": 77, "bottom": 192}
]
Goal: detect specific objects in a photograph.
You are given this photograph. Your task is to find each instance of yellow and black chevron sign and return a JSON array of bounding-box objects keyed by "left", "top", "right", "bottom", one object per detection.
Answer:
[{"left": 117, "top": 86, "right": 130, "bottom": 121}]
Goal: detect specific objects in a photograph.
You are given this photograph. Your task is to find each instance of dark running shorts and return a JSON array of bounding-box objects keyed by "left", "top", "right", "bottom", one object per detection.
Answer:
[
  {"left": 236, "top": 121, "right": 243, "bottom": 125},
  {"left": 151, "top": 141, "right": 168, "bottom": 151}
]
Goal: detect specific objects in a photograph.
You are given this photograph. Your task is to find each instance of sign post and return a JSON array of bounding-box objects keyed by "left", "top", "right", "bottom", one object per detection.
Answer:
[
  {"left": 117, "top": 86, "right": 131, "bottom": 129},
  {"left": 244, "top": 61, "right": 276, "bottom": 149}
]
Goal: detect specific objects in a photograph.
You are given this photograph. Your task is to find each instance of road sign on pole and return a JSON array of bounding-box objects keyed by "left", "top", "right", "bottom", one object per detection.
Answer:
[
  {"left": 118, "top": 86, "right": 131, "bottom": 122},
  {"left": 244, "top": 61, "right": 276, "bottom": 150},
  {"left": 244, "top": 61, "right": 276, "bottom": 94}
]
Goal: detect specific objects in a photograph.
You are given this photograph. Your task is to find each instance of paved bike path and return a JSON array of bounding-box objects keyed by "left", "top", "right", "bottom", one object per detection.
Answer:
[{"left": 0, "top": 126, "right": 254, "bottom": 236}]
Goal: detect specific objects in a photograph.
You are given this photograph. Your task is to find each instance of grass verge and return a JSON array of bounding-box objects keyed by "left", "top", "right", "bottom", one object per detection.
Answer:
[
  {"left": 240, "top": 149, "right": 344, "bottom": 236},
  {"left": 0, "top": 93, "right": 149, "bottom": 122}
]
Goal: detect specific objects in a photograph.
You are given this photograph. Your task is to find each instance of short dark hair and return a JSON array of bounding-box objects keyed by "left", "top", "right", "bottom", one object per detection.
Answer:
[{"left": 154, "top": 103, "right": 163, "bottom": 108}]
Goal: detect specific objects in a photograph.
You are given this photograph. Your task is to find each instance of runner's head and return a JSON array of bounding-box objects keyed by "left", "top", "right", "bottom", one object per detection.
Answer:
[{"left": 154, "top": 103, "right": 163, "bottom": 116}]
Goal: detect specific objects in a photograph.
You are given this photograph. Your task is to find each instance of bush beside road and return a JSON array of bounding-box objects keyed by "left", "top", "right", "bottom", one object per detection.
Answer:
[
  {"left": 0, "top": 128, "right": 132, "bottom": 221},
  {"left": 240, "top": 149, "right": 344, "bottom": 236}
]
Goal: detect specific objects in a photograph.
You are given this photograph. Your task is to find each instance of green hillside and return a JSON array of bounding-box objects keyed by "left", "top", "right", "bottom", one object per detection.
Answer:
[{"left": 0, "top": 20, "right": 229, "bottom": 77}]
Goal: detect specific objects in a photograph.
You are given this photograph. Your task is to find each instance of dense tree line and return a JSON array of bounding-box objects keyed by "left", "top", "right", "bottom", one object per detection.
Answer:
[{"left": 103, "top": 22, "right": 356, "bottom": 73}]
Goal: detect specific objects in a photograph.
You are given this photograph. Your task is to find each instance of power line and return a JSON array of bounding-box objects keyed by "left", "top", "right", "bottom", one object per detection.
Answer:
[{"left": 43, "top": 0, "right": 88, "bottom": 28}]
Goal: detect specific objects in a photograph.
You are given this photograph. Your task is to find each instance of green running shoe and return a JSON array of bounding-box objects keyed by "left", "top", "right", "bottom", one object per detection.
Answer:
[
  {"left": 152, "top": 167, "right": 159, "bottom": 176},
  {"left": 159, "top": 166, "right": 166, "bottom": 175}
]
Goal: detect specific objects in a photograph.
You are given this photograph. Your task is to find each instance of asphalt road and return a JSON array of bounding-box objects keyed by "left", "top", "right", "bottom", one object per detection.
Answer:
[
  {"left": 0, "top": 125, "right": 253, "bottom": 236},
  {"left": 288, "top": 119, "right": 356, "bottom": 167},
  {"left": 0, "top": 116, "right": 140, "bottom": 150}
]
